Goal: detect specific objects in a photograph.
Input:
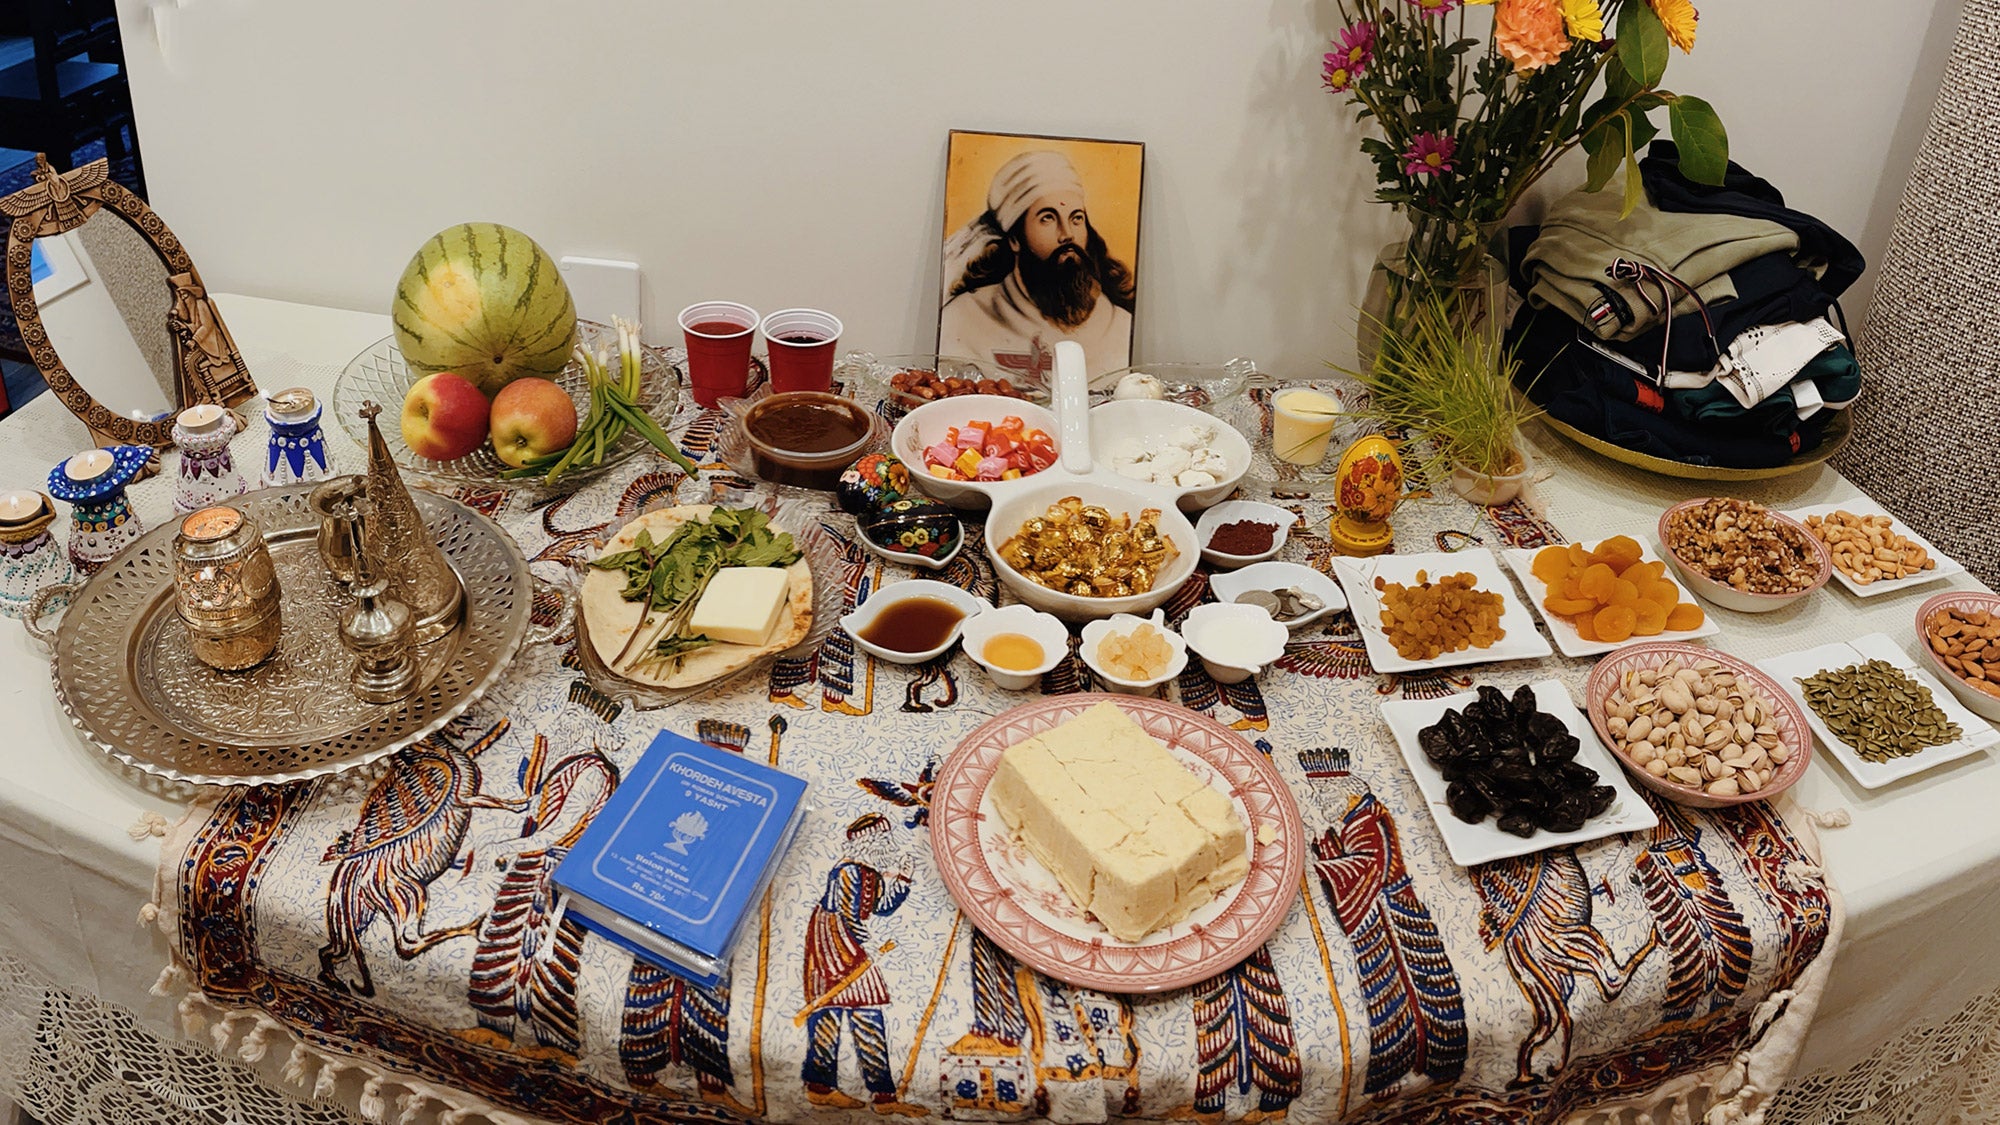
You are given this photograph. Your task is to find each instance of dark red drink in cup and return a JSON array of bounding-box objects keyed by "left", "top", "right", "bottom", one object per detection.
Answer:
[
  {"left": 760, "top": 308, "right": 843, "bottom": 394},
  {"left": 678, "top": 301, "right": 760, "bottom": 406}
]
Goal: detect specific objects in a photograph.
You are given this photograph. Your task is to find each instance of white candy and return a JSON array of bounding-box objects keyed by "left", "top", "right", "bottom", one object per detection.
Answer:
[{"left": 1107, "top": 425, "right": 1233, "bottom": 489}]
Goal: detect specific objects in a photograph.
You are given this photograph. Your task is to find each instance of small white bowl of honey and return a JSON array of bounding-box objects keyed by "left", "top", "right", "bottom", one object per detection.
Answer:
[{"left": 959, "top": 603, "right": 1072, "bottom": 690}]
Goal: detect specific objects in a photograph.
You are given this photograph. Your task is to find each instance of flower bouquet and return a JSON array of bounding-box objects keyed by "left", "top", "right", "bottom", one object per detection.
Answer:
[{"left": 1323, "top": 0, "right": 1729, "bottom": 351}]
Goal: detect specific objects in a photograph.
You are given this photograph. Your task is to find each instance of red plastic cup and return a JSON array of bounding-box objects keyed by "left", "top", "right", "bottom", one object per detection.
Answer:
[
  {"left": 679, "top": 301, "right": 760, "bottom": 407},
  {"left": 760, "top": 308, "right": 843, "bottom": 394}
]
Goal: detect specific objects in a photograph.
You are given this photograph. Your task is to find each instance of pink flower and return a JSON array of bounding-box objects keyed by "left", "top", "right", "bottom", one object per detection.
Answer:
[
  {"left": 1402, "top": 132, "right": 1458, "bottom": 177},
  {"left": 1408, "top": 0, "right": 1461, "bottom": 15},
  {"left": 1322, "top": 22, "right": 1376, "bottom": 92}
]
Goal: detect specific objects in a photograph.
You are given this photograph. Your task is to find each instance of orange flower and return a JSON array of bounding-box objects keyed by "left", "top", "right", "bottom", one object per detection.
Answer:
[{"left": 1494, "top": 0, "right": 1569, "bottom": 73}]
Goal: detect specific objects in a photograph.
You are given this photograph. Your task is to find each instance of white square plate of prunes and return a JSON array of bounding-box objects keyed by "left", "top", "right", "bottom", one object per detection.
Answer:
[{"left": 1381, "top": 679, "right": 1658, "bottom": 866}]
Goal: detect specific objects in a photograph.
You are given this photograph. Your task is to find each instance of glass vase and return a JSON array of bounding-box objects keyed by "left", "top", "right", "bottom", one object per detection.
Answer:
[{"left": 1357, "top": 213, "right": 1508, "bottom": 376}]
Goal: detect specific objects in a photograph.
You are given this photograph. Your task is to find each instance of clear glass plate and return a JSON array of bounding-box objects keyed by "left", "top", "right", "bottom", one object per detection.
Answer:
[
  {"left": 332, "top": 320, "right": 681, "bottom": 490},
  {"left": 568, "top": 493, "right": 848, "bottom": 710},
  {"left": 1090, "top": 358, "right": 1257, "bottom": 411}
]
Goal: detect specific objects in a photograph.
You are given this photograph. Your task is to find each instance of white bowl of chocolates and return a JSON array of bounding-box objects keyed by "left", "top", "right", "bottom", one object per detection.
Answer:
[{"left": 987, "top": 481, "right": 1199, "bottom": 623}]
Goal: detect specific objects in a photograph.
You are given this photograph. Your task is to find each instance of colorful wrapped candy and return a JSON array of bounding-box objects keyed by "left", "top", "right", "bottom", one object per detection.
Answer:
[{"left": 922, "top": 416, "right": 1055, "bottom": 482}]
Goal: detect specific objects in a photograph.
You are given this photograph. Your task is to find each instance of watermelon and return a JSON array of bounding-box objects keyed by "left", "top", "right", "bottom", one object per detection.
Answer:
[{"left": 391, "top": 222, "right": 577, "bottom": 397}]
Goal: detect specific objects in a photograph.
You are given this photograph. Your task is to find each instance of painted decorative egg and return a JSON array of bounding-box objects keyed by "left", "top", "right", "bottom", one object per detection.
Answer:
[
  {"left": 837, "top": 452, "right": 912, "bottom": 515},
  {"left": 860, "top": 496, "right": 962, "bottom": 563},
  {"left": 1333, "top": 435, "right": 1405, "bottom": 527}
]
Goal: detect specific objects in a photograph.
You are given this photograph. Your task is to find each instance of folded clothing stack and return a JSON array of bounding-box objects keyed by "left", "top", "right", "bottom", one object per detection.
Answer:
[{"left": 1507, "top": 141, "right": 1866, "bottom": 469}]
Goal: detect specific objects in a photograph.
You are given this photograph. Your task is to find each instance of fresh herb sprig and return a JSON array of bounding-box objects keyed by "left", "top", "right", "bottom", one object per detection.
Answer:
[
  {"left": 500, "top": 317, "right": 701, "bottom": 485},
  {"left": 590, "top": 507, "right": 802, "bottom": 670}
]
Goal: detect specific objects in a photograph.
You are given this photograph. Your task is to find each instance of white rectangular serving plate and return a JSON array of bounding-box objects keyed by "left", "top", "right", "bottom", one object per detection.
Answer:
[
  {"left": 1759, "top": 632, "right": 1998, "bottom": 788},
  {"left": 1380, "top": 678, "right": 1658, "bottom": 866},
  {"left": 1501, "top": 541, "right": 1722, "bottom": 658},
  {"left": 1331, "top": 548, "right": 1552, "bottom": 674},
  {"left": 1783, "top": 497, "right": 1965, "bottom": 598}
]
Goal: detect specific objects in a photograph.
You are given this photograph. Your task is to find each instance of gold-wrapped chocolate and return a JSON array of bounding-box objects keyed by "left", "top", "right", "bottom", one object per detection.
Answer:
[{"left": 997, "top": 496, "right": 1180, "bottom": 597}]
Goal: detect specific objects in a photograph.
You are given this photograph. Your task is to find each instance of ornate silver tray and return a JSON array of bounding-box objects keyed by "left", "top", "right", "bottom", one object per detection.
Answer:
[{"left": 35, "top": 484, "right": 544, "bottom": 787}]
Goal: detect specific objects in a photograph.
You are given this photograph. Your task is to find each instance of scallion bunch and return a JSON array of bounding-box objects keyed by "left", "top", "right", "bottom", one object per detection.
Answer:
[{"left": 499, "top": 317, "right": 699, "bottom": 485}]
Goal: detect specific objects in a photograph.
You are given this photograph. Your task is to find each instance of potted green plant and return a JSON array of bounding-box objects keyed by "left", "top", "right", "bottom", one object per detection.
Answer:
[{"left": 1339, "top": 290, "right": 1544, "bottom": 506}]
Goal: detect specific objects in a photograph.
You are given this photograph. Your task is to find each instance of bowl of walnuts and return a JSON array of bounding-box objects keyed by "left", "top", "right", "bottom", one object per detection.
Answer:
[{"left": 1657, "top": 497, "right": 1832, "bottom": 614}]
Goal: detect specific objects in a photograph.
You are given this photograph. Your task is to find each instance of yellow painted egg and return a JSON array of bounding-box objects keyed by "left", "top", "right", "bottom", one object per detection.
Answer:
[{"left": 1333, "top": 435, "right": 1406, "bottom": 527}]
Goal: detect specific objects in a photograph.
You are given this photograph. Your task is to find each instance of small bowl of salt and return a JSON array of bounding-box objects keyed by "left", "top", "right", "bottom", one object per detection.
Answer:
[{"left": 1181, "top": 602, "right": 1290, "bottom": 684}]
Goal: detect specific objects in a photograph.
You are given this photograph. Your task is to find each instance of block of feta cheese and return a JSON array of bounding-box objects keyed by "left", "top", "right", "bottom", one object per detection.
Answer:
[
  {"left": 988, "top": 701, "right": 1249, "bottom": 942},
  {"left": 687, "top": 566, "right": 790, "bottom": 646}
]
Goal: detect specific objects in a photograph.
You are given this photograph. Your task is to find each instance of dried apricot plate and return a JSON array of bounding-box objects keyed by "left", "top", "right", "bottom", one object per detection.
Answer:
[{"left": 1503, "top": 542, "right": 1721, "bottom": 658}]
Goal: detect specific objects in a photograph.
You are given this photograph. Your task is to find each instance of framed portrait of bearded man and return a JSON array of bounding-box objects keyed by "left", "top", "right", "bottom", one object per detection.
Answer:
[{"left": 938, "top": 130, "right": 1143, "bottom": 382}]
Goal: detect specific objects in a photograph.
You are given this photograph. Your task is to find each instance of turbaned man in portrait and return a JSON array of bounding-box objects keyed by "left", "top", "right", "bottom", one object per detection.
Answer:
[{"left": 939, "top": 150, "right": 1135, "bottom": 381}]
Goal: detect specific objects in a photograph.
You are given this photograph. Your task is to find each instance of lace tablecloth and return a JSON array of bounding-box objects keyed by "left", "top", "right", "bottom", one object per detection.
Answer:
[{"left": 145, "top": 350, "right": 1838, "bottom": 1125}]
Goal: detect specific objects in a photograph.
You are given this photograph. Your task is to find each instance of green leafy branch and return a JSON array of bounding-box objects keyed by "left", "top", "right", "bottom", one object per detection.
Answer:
[{"left": 590, "top": 507, "right": 802, "bottom": 671}]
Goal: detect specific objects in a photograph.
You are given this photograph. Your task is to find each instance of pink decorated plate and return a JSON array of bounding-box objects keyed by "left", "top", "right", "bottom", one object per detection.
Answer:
[{"left": 931, "top": 693, "right": 1304, "bottom": 993}]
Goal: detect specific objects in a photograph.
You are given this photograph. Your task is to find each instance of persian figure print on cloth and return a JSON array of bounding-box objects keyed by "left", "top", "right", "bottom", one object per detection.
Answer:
[
  {"left": 798, "top": 811, "right": 925, "bottom": 1116},
  {"left": 1473, "top": 849, "right": 1657, "bottom": 1087},
  {"left": 318, "top": 715, "right": 528, "bottom": 998},
  {"left": 1189, "top": 947, "right": 1302, "bottom": 1122},
  {"left": 1630, "top": 798, "right": 1754, "bottom": 1024},
  {"left": 155, "top": 387, "right": 1842, "bottom": 1125},
  {"left": 1299, "top": 747, "right": 1467, "bottom": 1100},
  {"left": 856, "top": 759, "right": 938, "bottom": 829},
  {"left": 460, "top": 739, "right": 619, "bottom": 1062},
  {"left": 938, "top": 924, "right": 1140, "bottom": 1121}
]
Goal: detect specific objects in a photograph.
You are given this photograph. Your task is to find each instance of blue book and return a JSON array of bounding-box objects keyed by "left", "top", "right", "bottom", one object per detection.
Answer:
[{"left": 553, "top": 729, "right": 810, "bottom": 986}]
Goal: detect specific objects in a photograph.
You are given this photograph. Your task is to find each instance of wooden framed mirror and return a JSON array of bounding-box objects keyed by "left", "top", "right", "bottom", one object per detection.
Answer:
[{"left": 1, "top": 155, "right": 257, "bottom": 446}]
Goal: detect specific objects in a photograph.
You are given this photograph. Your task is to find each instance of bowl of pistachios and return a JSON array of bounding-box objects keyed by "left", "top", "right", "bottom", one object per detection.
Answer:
[{"left": 1585, "top": 642, "right": 1812, "bottom": 808}]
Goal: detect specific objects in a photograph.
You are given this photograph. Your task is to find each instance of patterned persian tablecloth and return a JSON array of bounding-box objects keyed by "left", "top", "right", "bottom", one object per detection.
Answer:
[{"left": 156, "top": 393, "right": 1839, "bottom": 1125}]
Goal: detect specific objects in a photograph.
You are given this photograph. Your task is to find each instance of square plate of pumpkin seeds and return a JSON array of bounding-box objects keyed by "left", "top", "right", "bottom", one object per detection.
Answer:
[{"left": 1761, "top": 633, "right": 1999, "bottom": 788}]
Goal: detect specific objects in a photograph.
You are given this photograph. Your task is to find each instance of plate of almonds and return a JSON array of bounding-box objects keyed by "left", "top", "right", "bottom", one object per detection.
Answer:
[
  {"left": 1761, "top": 633, "right": 1996, "bottom": 789},
  {"left": 1584, "top": 643, "right": 1812, "bottom": 807}
]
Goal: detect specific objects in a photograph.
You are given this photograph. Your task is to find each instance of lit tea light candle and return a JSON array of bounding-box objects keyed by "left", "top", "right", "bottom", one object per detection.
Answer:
[
  {"left": 181, "top": 505, "right": 243, "bottom": 541},
  {"left": 64, "top": 449, "right": 115, "bottom": 482},
  {"left": 266, "top": 387, "right": 316, "bottom": 424},
  {"left": 176, "top": 403, "right": 228, "bottom": 433},
  {"left": 0, "top": 491, "right": 42, "bottom": 523}
]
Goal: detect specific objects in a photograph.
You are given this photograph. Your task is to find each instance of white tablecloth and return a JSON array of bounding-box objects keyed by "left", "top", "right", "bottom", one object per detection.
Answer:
[{"left": 0, "top": 294, "right": 1989, "bottom": 1119}]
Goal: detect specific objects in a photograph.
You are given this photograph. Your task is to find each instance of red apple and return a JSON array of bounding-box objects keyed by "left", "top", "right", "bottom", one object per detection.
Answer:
[
  {"left": 401, "top": 372, "right": 491, "bottom": 461},
  {"left": 490, "top": 377, "right": 579, "bottom": 468}
]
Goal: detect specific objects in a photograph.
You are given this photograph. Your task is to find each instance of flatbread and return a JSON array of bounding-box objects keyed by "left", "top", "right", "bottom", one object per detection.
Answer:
[{"left": 582, "top": 504, "right": 814, "bottom": 689}]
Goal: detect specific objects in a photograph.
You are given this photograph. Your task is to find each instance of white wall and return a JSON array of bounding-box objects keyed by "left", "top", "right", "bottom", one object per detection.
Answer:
[{"left": 116, "top": 0, "right": 1959, "bottom": 377}]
